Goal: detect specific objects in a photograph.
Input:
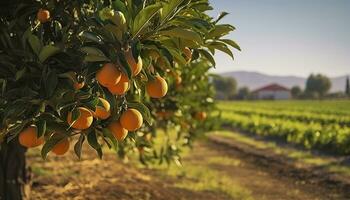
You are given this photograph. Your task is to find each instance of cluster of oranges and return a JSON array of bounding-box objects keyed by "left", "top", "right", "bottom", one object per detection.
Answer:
[
  {"left": 18, "top": 9, "right": 200, "bottom": 157},
  {"left": 18, "top": 46, "right": 169, "bottom": 156}
]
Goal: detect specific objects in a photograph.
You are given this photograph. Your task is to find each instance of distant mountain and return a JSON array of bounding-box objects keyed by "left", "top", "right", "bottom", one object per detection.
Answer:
[{"left": 220, "top": 71, "right": 348, "bottom": 92}]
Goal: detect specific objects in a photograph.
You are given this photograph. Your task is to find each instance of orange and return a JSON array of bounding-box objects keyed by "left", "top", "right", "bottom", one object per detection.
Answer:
[
  {"left": 125, "top": 50, "right": 142, "bottom": 76},
  {"left": 73, "top": 81, "right": 85, "bottom": 90},
  {"left": 37, "top": 9, "right": 50, "bottom": 23},
  {"left": 183, "top": 47, "right": 192, "bottom": 63},
  {"left": 156, "top": 111, "right": 172, "bottom": 119},
  {"left": 18, "top": 126, "right": 44, "bottom": 148},
  {"left": 146, "top": 75, "right": 168, "bottom": 98},
  {"left": 96, "top": 63, "right": 122, "bottom": 87},
  {"left": 195, "top": 112, "right": 207, "bottom": 121},
  {"left": 67, "top": 107, "right": 94, "bottom": 130},
  {"left": 120, "top": 109, "right": 143, "bottom": 131},
  {"left": 108, "top": 121, "right": 128, "bottom": 141},
  {"left": 107, "top": 73, "right": 129, "bottom": 95},
  {"left": 52, "top": 138, "right": 70, "bottom": 155},
  {"left": 94, "top": 97, "right": 111, "bottom": 120}
]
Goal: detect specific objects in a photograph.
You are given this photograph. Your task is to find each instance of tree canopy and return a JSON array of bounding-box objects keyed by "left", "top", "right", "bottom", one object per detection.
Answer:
[
  {"left": 0, "top": 0, "right": 239, "bottom": 163},
  {"left": 305, "top": 74, "right": 331, "bottom": 98}
]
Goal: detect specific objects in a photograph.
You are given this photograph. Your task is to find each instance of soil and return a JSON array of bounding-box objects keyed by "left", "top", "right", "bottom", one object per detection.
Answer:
[
  {"left": 28, "top": 147, "right": 228, "bottom": 200},
  {"left": 28, "top": 134, "right": 350, "bottom": 200},
  {"left": 206, "top": 135, "right": 350, "bottom": 200}
]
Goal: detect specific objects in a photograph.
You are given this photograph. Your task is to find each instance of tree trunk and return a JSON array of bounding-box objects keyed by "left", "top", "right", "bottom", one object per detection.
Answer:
[{"left": 0, "top": 138, "right": 31, "bottom": 200}]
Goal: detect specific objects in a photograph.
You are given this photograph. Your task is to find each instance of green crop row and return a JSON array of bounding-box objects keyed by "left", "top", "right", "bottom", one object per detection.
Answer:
[
  {"left": 221, "top": 112, "right": 350, "bottom": 155},
  {"left": 219, "top": 100, "right": 350, "bottom": 116},
  {"left": 219, "top": 106, "right": 350, "bottom": 127}
]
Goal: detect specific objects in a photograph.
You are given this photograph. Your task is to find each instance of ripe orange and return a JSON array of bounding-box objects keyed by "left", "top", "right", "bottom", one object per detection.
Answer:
[
  {"left": 107, "top": 73, "right": 129, "bottom": 95},
  {"left": 120, "top": 109, "right": 143, "bottom": 131},
  {"left": 67, "top": 107, "right": 94, "bottom": 130},
  {"left": 195, "top": 112, "right": 207, "bottom": 121},
  {"left": 52, "top": 138, "right": 70, "bottom": 156},
  {"left": 94, "top": 97, "right": 111, "bottom": 120},
  {"left": 146, "top": 75, "right": 168, "bottom": 98},
  {"left": 18, "top": 126, "right": 44, "bottom": 148},
  {"left": 125, "top": 50, "right": 142, "bottom": 76},
  {"left": 183, "top": 47, "right": 192, "bottom": 63},
  {"left": 37, "top": 9, "right": 50, "bottom": 23},
  {"left": 108, "top": 121, "right": 128, "bottom": 141},
  {"left": 96, "top": 63, "right": 122, "bottom": 87}
]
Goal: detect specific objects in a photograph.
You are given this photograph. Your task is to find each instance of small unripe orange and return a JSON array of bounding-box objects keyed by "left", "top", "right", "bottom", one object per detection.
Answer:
[
  {"left": 107, "top": 73, "right": 130, "bottom": 95},
  {"left": 108, "top": 121, "right": 128, "bottom": 141},
  {"left": 120, "top": 109, "right": 143, "bottom": 131},
  {"left": 94, "top": 98, "right": 111, "bottom": 120},
  {"left": 96, "top": 63, "right": 122, "bottom": 87},
  {"left": 146, "top": 76, "right": 168, "bottom": 98},
  {"left": 125, "top": 50, "right": 142, "bottom": 76},
  {"left": 37, "top": 9, "right": 50, "bottom": 23},
  {"left": 195, "top": 112, "right": 207, "bottom": 121},
  {"left": 52, "top": 138, "right": 70, "bottom": 156},
  {"left": 67, "top": 107, "right": 94, "bottom": 130},
  {"left": 183, "top": 47, "right": 192, "bottom": 63},
  {"left": 18, "top": 126, "right": 44, "bottom": 148}
]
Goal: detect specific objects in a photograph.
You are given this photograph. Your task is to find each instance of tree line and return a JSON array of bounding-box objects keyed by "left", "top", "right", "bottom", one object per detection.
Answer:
[{"left": 213, "top": 74, "right": 350, "bottom": 100}]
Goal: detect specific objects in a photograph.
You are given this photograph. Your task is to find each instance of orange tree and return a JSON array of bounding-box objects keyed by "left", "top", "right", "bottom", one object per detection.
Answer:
[{"left": 0, "top": 0, "right": 239, "bottom": 198}]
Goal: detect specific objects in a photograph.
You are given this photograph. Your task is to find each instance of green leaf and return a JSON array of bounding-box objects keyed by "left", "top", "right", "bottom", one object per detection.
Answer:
[
  {"left": 132, "top": 3, "right": 162, "bottom": 37},
  {"left": 207, "top": 24, "right": 235, "bottom": 39},
  {"left": 112, "top": 0, "right": 127, "bottom": 14},
  {"left": 28, "top": 34, "right": 42, "bottom": 56},
  {"left": 127, "top": 102, "right": 152, "bottom": 125},
  {"left": 74, "top": 134, "right": 85, "bottom": 159},
  {"left": 41, "top": 134, "right": 66, "bottom": 160},
  {"left": 44, "top": 68, "right": 58, "bottom": 98},
  {"left": 220, "top": 39, "right": 241, "bottom": 51},
  {"left": 198, "top": 49, "right": 216, "bottom": 67},
  {"left": 87, "top": 130, "right": 103, "bottom": 158},
  {"left": 39, "top": 45, "right": 61, "bottom": 63},
  {"left": 15, "top": 67, "right": 26, "bottom": 81},
  {"left": 214, "top": 12, "right": 229, "bottom": 24},
  {"left": 102, "top": 128, "right": 118, "bottom": 150},
  {"left": 36, "top": 120, "right": 46, "bottom": 138},
  {"left": 167, "top": 48, "right": 187, "bottom": 66},
  {"left": 160, "top": 0, "right": 186, "bottom": 22},
  {"left": 208, "top": 42, "right": 234, "bottom": 59},
  {"left": 80, "top": 47, "right": 110, "bottom": 62},
  {"left": 160, "top": 28, "right": 202, "bottom": 44}
]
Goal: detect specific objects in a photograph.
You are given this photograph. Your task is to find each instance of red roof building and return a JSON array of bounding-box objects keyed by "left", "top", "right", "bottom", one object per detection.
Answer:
[{"left": 253, "top": 83, "right": 291, "bottom": 100}]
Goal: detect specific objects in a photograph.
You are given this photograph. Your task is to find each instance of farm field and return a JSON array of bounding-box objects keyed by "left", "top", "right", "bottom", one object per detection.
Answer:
[{"left": 219, "top": 100, "right": 350, "bottom": 154}]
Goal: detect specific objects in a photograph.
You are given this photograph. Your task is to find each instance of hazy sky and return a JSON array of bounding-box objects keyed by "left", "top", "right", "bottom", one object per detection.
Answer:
[{"left": 209, "top": 0, "right": 350, "bottom": 77}]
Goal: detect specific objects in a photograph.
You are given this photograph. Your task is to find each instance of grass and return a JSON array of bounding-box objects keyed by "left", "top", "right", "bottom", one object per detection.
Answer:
[
  {"left": 132, "top": 129, "right": 254, "bottom": 200},
  {"left": 212, "top": 130, "right": 350, "bottom": 176}
]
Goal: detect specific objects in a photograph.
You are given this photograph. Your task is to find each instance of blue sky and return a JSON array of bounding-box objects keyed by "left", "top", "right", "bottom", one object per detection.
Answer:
[{"left": 209, "top": 0, "right": 350, "bottom": 77}]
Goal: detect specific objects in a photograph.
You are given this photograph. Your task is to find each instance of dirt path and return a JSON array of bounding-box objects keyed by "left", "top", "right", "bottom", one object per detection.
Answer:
[
  {"left": 28, "top": 133, "right": 350, "bottom": 200},
  {"left": 204, "top": 135, "right": 350, "bottom": 200},
  {"left": 28, "top": 146, "right": 229, "bottom": 200}
]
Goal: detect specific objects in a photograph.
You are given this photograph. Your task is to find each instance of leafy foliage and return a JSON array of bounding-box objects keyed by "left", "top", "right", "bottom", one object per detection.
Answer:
[{"left": 0, "top": 0, "right": 239, "bottom": 164}]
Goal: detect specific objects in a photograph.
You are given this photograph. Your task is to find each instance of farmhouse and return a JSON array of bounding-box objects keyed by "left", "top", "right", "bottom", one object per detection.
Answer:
[{"left": 253, "top": 83, "right": 291, "bottom": 100}]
